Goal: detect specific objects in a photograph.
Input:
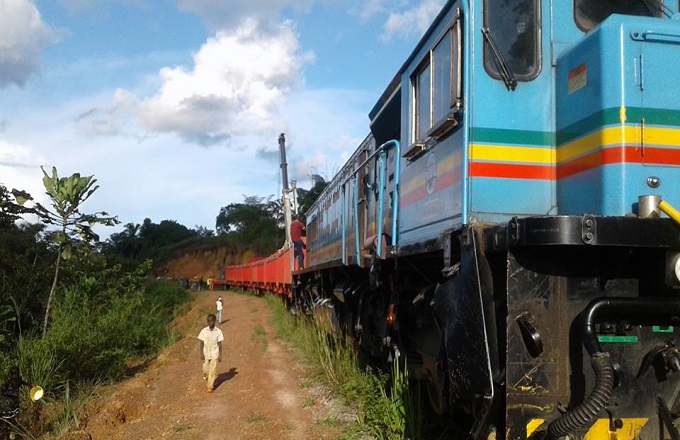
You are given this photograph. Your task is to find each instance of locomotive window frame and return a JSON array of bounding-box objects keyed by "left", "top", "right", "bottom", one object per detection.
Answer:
[
  {"left": 413, "top": 59, "right": 432, "bottom": 144},
  {"left": 409, "top": 12, "right": 462, "bottom": 157},
  {"left": 483, "top": 0, "right": 541, "bottom": 82},
  {"left": 574, "top": 0, "right": 662, "bottom": 32}
]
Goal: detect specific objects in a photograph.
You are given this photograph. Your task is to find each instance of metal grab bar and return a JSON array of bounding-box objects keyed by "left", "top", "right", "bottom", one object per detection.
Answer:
[{"left": 349, "top": 140, "right": 401, "bottom": 259}]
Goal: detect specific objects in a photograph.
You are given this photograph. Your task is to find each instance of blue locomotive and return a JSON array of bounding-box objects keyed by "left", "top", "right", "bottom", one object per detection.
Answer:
[{"left": 289, "top": 1, "right": 680, "bottom": 438}]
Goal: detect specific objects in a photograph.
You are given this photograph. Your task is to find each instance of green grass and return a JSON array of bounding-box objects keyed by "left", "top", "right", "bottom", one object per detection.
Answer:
[
  {"left": 267, "top": 296, "right": 423, "bottom": 440},
  {"left": 317, "top": 416, "right": 343, "bottom": 428},
  {"left": 250, "top": 325, "right": 268, "bottom": 352},
  {"left": 173, "top": 421, "right": 194, "bottom": 432},
  {"left": 245, "top": 412, "right": 268, "bottom": 425},
  {"left": 5, "top": 278, "right": 194, "bottom": 439},
  {"left": 302, "top": 396, "right": 315, "bottom": 408}
]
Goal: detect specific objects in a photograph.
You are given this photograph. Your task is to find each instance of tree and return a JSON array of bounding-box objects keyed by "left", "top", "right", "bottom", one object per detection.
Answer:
[
  {"left": 215, "top": 195, "right": 284, "bottom": 255},
  {"left": 0, "top": 183, "right": 31, "bottom": 228},
  {"left": 107, "top": 222, "right": 143, "bottom": 259},
  {"left": 138, "top": 218, "right": 195, "bottom": 249},
  {"left": 0, "top": 220, "right": 52, "bottom": 338},
  {"left": 16, "top": 166, "right": 119, "bottom": 338},
  {"left": 297, "top": 175, "right": 328, "bottom": 215},
  {"left": 193, "top": 225, "right": 214, "bottom": 237}
]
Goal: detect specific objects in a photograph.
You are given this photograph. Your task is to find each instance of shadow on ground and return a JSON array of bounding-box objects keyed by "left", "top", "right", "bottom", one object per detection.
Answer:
[{"left": 214, "top": 367, "right": 238, "bottom": 389}]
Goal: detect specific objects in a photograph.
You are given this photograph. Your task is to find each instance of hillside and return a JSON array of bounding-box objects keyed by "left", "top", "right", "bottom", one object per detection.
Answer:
[{"left": 155, "top": 245, "right": 261, "bottom": 280}]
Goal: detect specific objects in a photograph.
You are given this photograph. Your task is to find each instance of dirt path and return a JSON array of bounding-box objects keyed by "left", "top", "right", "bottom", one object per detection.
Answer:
[{"left": 80, "top": 291, "right": 348, "bottom": 439}]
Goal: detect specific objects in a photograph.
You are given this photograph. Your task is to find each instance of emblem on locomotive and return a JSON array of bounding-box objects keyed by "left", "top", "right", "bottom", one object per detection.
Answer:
[{"left": 426, "top": 151, "right": 437, "bottom": 194}]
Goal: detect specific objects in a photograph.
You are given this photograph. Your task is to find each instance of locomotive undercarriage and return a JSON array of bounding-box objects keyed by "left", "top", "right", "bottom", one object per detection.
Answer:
[
  {"left": 293, "top": 215, "right": 680, "bottom": 439},
  {"left": 435, "top": 216, "right": 680, "bottom": 440}
]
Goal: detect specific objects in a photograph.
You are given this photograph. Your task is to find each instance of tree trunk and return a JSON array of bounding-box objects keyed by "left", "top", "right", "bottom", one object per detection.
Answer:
[{"left": 42, "top": 245, "right": 61, "bottom": 339}]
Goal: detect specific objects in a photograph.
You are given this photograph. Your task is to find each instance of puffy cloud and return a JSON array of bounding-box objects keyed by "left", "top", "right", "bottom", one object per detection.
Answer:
[
  {"left": 381, "top": 0, "right": 445, "bottom": 41},
  {"left": 138, "top": 19, "right": 314, "bottom": 146},
  {"left": 0, "top": 0, "right": 54, "bottom": 88}
]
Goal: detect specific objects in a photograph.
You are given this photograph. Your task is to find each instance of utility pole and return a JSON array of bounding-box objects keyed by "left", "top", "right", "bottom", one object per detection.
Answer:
[{"left": 279, "top": 133, "right": 293, "bottom": 245}]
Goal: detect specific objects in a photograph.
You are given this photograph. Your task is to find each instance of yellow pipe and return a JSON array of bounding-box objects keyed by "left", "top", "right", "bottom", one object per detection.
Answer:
[{"left": 659, "top": 200, "right": 680, "bottom": 224}]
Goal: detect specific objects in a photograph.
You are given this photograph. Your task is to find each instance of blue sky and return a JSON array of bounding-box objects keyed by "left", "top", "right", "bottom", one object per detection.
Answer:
[{"left": 0, "top": 0, "right": 445, "bottom": 237}]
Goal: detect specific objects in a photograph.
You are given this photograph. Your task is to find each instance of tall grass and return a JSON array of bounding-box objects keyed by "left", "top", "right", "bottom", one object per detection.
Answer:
[
  {"left": 267, "top": 296, "right": 423, "bottom": 439},
  {"left": 16, "top": 337, "right": 63, "bottom": 400},
  {"left": 1, "top": 278, "right": 192, "bottom": 438}
]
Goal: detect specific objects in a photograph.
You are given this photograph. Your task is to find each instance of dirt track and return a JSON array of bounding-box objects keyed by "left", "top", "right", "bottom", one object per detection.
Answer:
[{"left": 79, "top": 291, "right": 349, "bottom": 439}]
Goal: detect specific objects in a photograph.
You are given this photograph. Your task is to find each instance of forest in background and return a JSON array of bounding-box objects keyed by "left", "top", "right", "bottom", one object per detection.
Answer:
[{"left": 0, "top": 168, "right": 326, "bottom": 438}]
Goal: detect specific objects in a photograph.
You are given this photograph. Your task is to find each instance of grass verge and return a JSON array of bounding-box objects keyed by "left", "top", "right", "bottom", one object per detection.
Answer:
[{"left": 267, "top": 295, "right": 423, "bottom": 440}]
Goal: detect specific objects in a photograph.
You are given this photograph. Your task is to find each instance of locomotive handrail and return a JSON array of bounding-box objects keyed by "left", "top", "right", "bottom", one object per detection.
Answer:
[
  {"left": 461, "top": 0, "right": 471, "bottom": 226},
  {"left": 342, "top": 185, "right": 347, "bottom": 264},
  {"left": 632, "top": 29, "right": 680, "bottom": 44},
  {"left": 354, "top": 176, "right": 360, "bottom": 264},
  {"left": 347, "top": 139, "right": 401, "bottom": 258}
]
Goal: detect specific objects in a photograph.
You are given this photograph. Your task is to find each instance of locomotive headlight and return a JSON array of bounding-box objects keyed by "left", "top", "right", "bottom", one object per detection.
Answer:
[{"left": 666, "top": 252, "right": 680, "bottom": 286}]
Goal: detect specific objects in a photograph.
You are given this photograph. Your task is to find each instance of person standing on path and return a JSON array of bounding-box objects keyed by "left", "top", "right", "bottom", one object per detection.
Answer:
[
  {"left": 290, "top": 214, "right": 306, "bottom": 270},
  {"left": 197, "top": 314, "right": 223, "bottom": 393},
  {"left": 216, "top": 296, "right": 223, "bottom": 324}
]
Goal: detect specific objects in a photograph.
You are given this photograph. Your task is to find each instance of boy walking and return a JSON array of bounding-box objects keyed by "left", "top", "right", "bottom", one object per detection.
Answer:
[
  {"left": 197, "top": 314, "right": 223, "bottom": 393},
  {"left": 216, "top": 296, "right": 223, "bottom": 324}
]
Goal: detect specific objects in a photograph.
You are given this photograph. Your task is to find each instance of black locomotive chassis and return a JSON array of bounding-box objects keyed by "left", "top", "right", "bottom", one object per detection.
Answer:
[{"left": 460, "top": 215, "right": 680, "bottom": 439}]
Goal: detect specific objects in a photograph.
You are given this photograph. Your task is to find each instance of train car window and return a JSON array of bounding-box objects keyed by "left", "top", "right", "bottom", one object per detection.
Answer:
[
  {"left": 410, "top": 15, "right": 462, "bottom": 152},
  {"left": 574, "top": 0, "right": 662, "bottom": 31},
  {"left": 483, "top": 0, "right": 540, "bottom": 81}
]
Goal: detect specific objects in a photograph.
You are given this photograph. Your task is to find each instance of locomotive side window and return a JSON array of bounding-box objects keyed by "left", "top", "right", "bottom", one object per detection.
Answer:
[
  {"left": 411, "top": 14, "right": 462, "bottom": 149},
  {"left": 483, "top": 0, "right": 540, "bottom": 82},
  {"left": 414, "top": 60, "right": 432, "bottom": 143},
  {"left": 574, "top": 0, "right": 662, "bottom": 31}
]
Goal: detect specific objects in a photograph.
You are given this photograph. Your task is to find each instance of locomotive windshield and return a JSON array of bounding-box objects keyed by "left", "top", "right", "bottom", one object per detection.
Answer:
[
  {"left": 483, "top": 0, "right": 540, "bottom": 82},
  {"left": 574, "top": 0, "right": 665, "bottom": 31}
]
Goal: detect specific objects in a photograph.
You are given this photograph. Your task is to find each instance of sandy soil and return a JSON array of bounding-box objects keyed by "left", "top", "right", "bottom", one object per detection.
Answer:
[{"left": 76, "top": 291, "right": 350, "bottom": 440}]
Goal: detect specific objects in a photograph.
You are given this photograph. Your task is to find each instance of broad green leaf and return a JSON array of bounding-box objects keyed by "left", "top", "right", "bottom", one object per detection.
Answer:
[{"left": 61, "top": 245, "right": 72, "bottom": 261}]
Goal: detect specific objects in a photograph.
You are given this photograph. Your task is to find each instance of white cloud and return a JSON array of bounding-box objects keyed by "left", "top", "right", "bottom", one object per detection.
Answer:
[
  {"left": 353, "top": 0, "right": 397, "bottom": 21},
  {"left": 0, "top": 138, "right": 48, "bottom": 206},
  {"left": 381, "top": 0, "right": 445, "bottom": 41},
  {"left": 137, "top": 18, "right": 314, "bottom": 146},
  {"left": 0, "top": 0, "right": 54, "bottom": 88},
  {"left": 76, "top": 89, "right": 141, "bottom": 137}
]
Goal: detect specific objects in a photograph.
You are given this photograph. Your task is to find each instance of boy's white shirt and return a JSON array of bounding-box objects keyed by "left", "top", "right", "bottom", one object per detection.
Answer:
[{"left": 198, "top": 326, "right": 224, "bottom": 359}]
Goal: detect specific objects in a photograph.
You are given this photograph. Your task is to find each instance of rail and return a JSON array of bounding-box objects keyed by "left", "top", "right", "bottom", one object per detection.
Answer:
[{"left": 348, "top": 139, "right": 401, "bottom": 259}]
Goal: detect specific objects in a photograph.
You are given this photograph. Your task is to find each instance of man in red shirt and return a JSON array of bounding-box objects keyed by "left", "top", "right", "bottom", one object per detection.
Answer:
[{"left": 290, "top": 215, "right": 306, "bottom": 269}]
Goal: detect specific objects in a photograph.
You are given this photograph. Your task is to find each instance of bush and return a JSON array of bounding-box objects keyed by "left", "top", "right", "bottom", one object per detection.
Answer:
[
  {"left": 15, "top": 337, "right": 64, "bottom": 401},
  {"left": 44, "top": 279, "right": 191, "bottom": 383},
  {"left": 144, "top": 279, "right": 191, "bottom": 318}
]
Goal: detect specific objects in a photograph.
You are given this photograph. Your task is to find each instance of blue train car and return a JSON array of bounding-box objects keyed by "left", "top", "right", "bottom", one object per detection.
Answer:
[{"left": 296, "top": 1, "right": 680, "bottom": 438}]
